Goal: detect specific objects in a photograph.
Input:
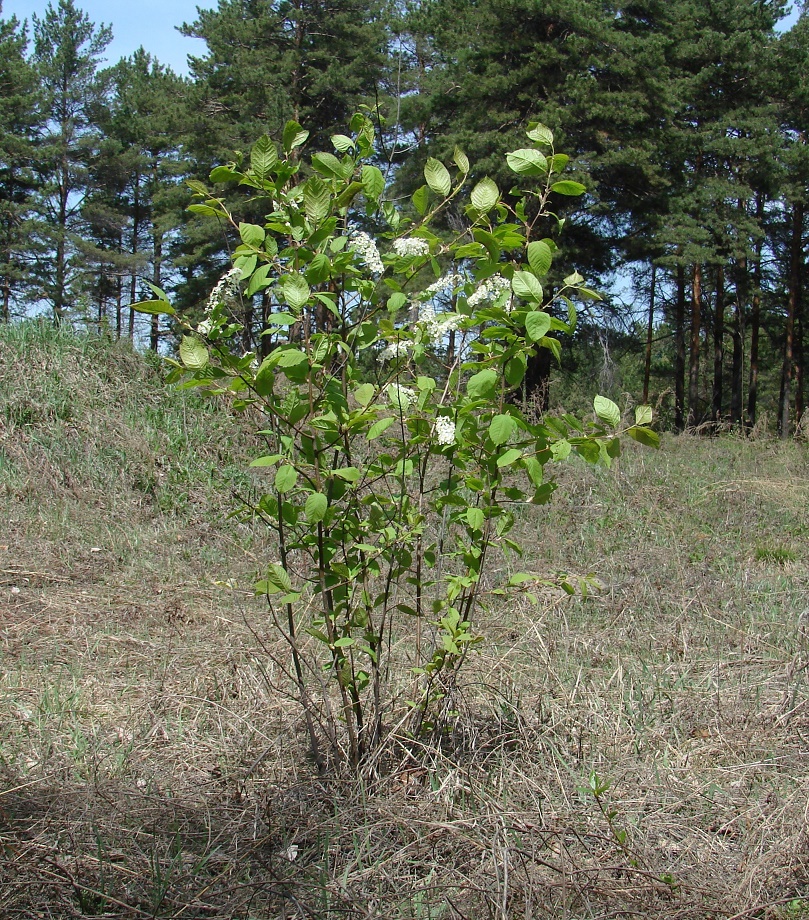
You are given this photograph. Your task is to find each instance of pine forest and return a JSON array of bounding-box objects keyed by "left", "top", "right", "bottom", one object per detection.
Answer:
[{"left": 1, "top": 0, "right": 808, "bottom": 434}]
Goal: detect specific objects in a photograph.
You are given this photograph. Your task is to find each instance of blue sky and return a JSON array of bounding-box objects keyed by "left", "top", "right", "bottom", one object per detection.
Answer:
[
  {"left": 2, "top": 0, "right": 206, "bottom": 74},
  {"left": 1, "top": 0, "right": 803, "bottom": 78}
]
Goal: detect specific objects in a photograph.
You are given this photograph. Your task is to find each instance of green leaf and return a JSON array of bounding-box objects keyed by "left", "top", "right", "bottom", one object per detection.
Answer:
[
  {"left": 282, "top": 120, "right": 309, "bottom": 153},
  {"left": 361, "top": 164, "right": 384, "bottom": 200},
  {"left": 539, "top": 335, "right": 562, "bottom": 364},
  {"left": 525, "top": 311, "right": 552, "bottom": 342},
  {"left": 411, "top": 184, "right": 430, "bottom": 216},
  {"left": 331, "top": 133, "right": 354, "bottom": 152},
  {"left": 354, "top": 383, "right": 375, "bottom": 406},
  {"left": 210, "top": 165, "right": 241, "bottom": 184},
  {"left": 635, "top": 405, "right": 653, "bottom": 426},
  {"left": 311, "top": 151, "right": 346, "bottom": 179},
  {"left": 239, "top": 222, "right": 265, "bottom": 248},
  {"left": 131, "top": 299, "right": 175, "bottom": 316},
  {"left": 276, "top": 348, "right": 308, "bottom": 369},
  {"left": 564, "top": 271, "right": 585, "bottom": 286},
  {"left": 265, "top": 562, "right": 292, "bottom": 594},
  {"left": 512, "top": 270, "right": 543, "bottom": 303},
  {"left": 527, "top": 240, "right": 553, "bottom": 277},
  {"left": 305, "top": 492, "right": 328, "bottom": 523},
  {"left": 367, "top": 417, "right": 394, "bottom": 440},
  {"left": 245, "top": 263, "right": 273, "bottom": 297},
  {"left": 467, "top": 368, "right": 498, "bottom": 399},
  {"left": 453, "top": 147, "right": 470, "bottom": 174},
  {"left": 333, "top": 467, "right": 361, "bottom": 483},
  {"left": 497, "top": 447, "right": 522, "bottom": 468},
  {"left": 466, "top": 507, "right": 485, "bottom": 531},
  {"left": 251, "top": 136, "right": 278, "bottom": 179},
  {"left": 249, "top": 454, "right": 281, "bottom": 467},
  {"left": 505, "top": 353, "right": 527, "bottom": 387},
  {"left": 526, "top": 123, "right": 554, "bottom": 146},
  {"left": 333, "top": 637, "right": 354, "bottom": 649},
  {"left": 506, "top": 148, "right": 548, "bottom": 176},
  {"left": 424, "top": 158, "right": 451, "bottom": 197},
  {"left": 551, "top": 180, "right": 586, "bottom": 196},
  {"left": 179, "top": 335, "right": 209, "bottom": 369},
  {"left": 280, "top": 273, "right": 310, "bottom": 310},
  {"left": 304, "top": 177, "right": 331, "bottom": 223},
  {"left": 551, "top": 439, "right": 571, "bottom": 461},
  {"left": 470, "top": 177, "right": 499, "bottom": 212},
  {"left": 594, "top": 395, "right": 621, "bottom": 428},
  {"left": 489, "top": 413, "right": 514, "bottom": 446},
  {"left": 274, "top": 464, "right": 298, "bottom": 493},
  {"left": 627, "top": 426, "right": 661, "bottom": 448}
]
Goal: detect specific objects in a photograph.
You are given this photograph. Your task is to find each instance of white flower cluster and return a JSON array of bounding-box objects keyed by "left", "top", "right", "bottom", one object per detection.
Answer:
[
  {"left": 387, "top": 383, "right": 416, "bottom": 411},
  {"left": 378, "top": 341, "right": 411, "bottom": 362},
  {"left": 208, "top": 266, "right": 242, "bottom": 310},
  {"left": 199, "top": 266, "right": 243, "bottom": 334},
  {"left": 418, "top": 304, "right": 462, "bottom": 340},
  {"left": 434, "top": 416, "right": 456, "bottom": 446},
  {"left": 352, "top": 231, "right": 384, "bottom": 275},
  {"left": 423, "top": 273, "right": 465, "bottom": 299},
  {"left": 393, "top": 237, "right": 430, "bottom": 258},
  {"left": 467, "top": 273, "right": 511, "bottom": 308}
]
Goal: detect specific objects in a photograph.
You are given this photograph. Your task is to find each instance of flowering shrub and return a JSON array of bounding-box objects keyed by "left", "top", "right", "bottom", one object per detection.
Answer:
[{"left": 135, "top": 114, "right": 658, "bottom": 771}]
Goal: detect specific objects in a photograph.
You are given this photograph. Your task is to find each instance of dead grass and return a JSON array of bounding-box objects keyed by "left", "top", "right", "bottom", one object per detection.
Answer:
[{"left": 2, "top": 323, "right": 809, "bottom": 918}]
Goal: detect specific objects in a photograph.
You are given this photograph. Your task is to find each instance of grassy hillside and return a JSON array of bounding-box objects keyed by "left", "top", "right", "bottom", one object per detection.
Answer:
[{"left": 1, "top": 321, "right": 808, "bottom": 919}]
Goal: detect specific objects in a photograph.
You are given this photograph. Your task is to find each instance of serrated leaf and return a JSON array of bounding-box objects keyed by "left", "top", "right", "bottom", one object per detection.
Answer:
[
  {"left": 453, "top": 146, "right": 470, "bottom": 173},
  {"left": 411, "top": 184, "right": 430, "bottom": 216},
  {"left": 467, "top": 368, "right": 498, "bottom": 399},
  {"left": 249, "top": 454, "right": 281, "bottom": 467},
  {"left": 361, "top": 164, "right": 384, "bottom": 200},
  {"left": 210, "top": 165, "right": 241, "bottom": 184},
  {"left": 527, "top": 240, "right": 553, "bottom": 276},
  {"left": 311, "top": 151, "right": 346, "bottom": 179},
  {"left": 497, "top": 447, "right": 522, "bottom": 468},
  {"left": 505, "top": 353, "right": 527, "bottom": 387},
  {"left": 489, "top": 413, "right": 514, "bottom": 446},
  {"left": 424, "top": 158, "right": 451, "bottom": 196},
  {"left": 551, "top": 180, "right": 586, "bottom": 196},
  {"left": 305, "top": 492, "right": 328, "bottom": 523},
  {"left": 367, "top": 417, "right": 394, "bottom": 440},
  {"left": 635, "top": 405, "right": 653, "bottom": 426},
  {"left": 131, "top": 299, "right": 175, "bottom": 316},
  {"left": 354, "top": 383, "right": 374, "bottom": 406},
  {"left": 512, "top": 270, "right": 543, "bottom": 303},
  {"left": 179, "top": 335, "right": 209, "bottom": 369},
  {"left": 274, "top": 464, "right": 298, "bottom": 493},
  {"left": 251, "top": 136, "right": 277, "bottom": 179},
  {"left": 265, "top": 562, "right": 292, "bottom": 594},
  {"left": 331, "top": 133, "right": 354, "bottom": 152},
  {"left": 466, "top": 507, "right": 485, "bottom": 531},
  {"left": 187, "top": 203, "right": 221, "bottom": 217},
  {"left": 527, "top": 123, "right": 554, "bottom": 145},
  {"left": 594, "top": 395, "right": 621, "bottom": 428},
  {"left": 245, "top": 263, "right": 273, "bottom": 297},
  {"left": 282, "top": 120, "right": 309, "bottom": 153},
  {"left": 551, "top": 439, "right": 571, "bottom": 461},
  {"left": 564, "top": 271, "right": 585, "bottom": 286},
  {"left": 539, "top": 335, "right": 562, "bottom": 364},
  {"left": 333, "top": 466, "right": 361, "bottom": 483},
  {"left": 627, "top": 426, "right": 660, "bottom": 448},
  {"left": 470, "top": 177, "right": 499, "bottom": 213},
  {"left": 525, "top": 311, "right": 552, "bottom": 342},
  {"left": 239, "top": 222, "right": 265, "bottom": 248},
  {"left": 275, "top": 348, "right": 308, "bottom": 369},
  {"left": 280, "top": 273, "right": 310, "bottom": 310},
  {"left": 506, "top": 148, "right": 548, "bottom": 176},
  {"left": 304, "top": 176, "right": 331, "bottom": 223}
]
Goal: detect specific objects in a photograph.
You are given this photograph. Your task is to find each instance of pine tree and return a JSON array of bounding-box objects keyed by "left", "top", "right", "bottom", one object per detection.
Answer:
[
  {"left": 29, "top": 0, "right": 111, "bottom": 323},
  {"left": 0, "top": 6, "right": 40, "bottom": 320}
]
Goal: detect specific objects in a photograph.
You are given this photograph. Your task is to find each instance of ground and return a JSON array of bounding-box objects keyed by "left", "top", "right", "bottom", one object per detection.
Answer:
[{"left": 1, "top": 322, "right": 808, "bottom": 918}]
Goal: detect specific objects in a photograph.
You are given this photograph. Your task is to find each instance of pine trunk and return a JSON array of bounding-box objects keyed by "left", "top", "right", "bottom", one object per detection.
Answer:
[
  {"left": 779, "top": 201, "right": 804, "bottom": 438},
  {"left": 642, "top": 263, "right": 657, "bottom": 405},
  {"left": 688, "top": 263, "right": 702, "bottom": 426},
  {"left": 675, "top": 265, "right": 686, "bottom": 432},
  {"left": 712, "top": 265, "right": 725, "bottom": 424}
]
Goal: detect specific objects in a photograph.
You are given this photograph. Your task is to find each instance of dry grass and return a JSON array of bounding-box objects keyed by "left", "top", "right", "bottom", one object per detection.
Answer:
[{"left": 1, "top": 323, "right": 809, "bottom": 918}]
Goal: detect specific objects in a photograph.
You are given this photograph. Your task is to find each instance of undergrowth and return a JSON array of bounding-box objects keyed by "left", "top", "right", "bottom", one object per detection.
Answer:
[{"left": 1, "top": 321, "right": 808, "bottom": 918}]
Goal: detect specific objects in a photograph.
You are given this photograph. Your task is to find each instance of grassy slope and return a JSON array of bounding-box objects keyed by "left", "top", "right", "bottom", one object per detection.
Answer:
[{"left": 1, "top": 321, "right": 808, "bottom": 919}]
